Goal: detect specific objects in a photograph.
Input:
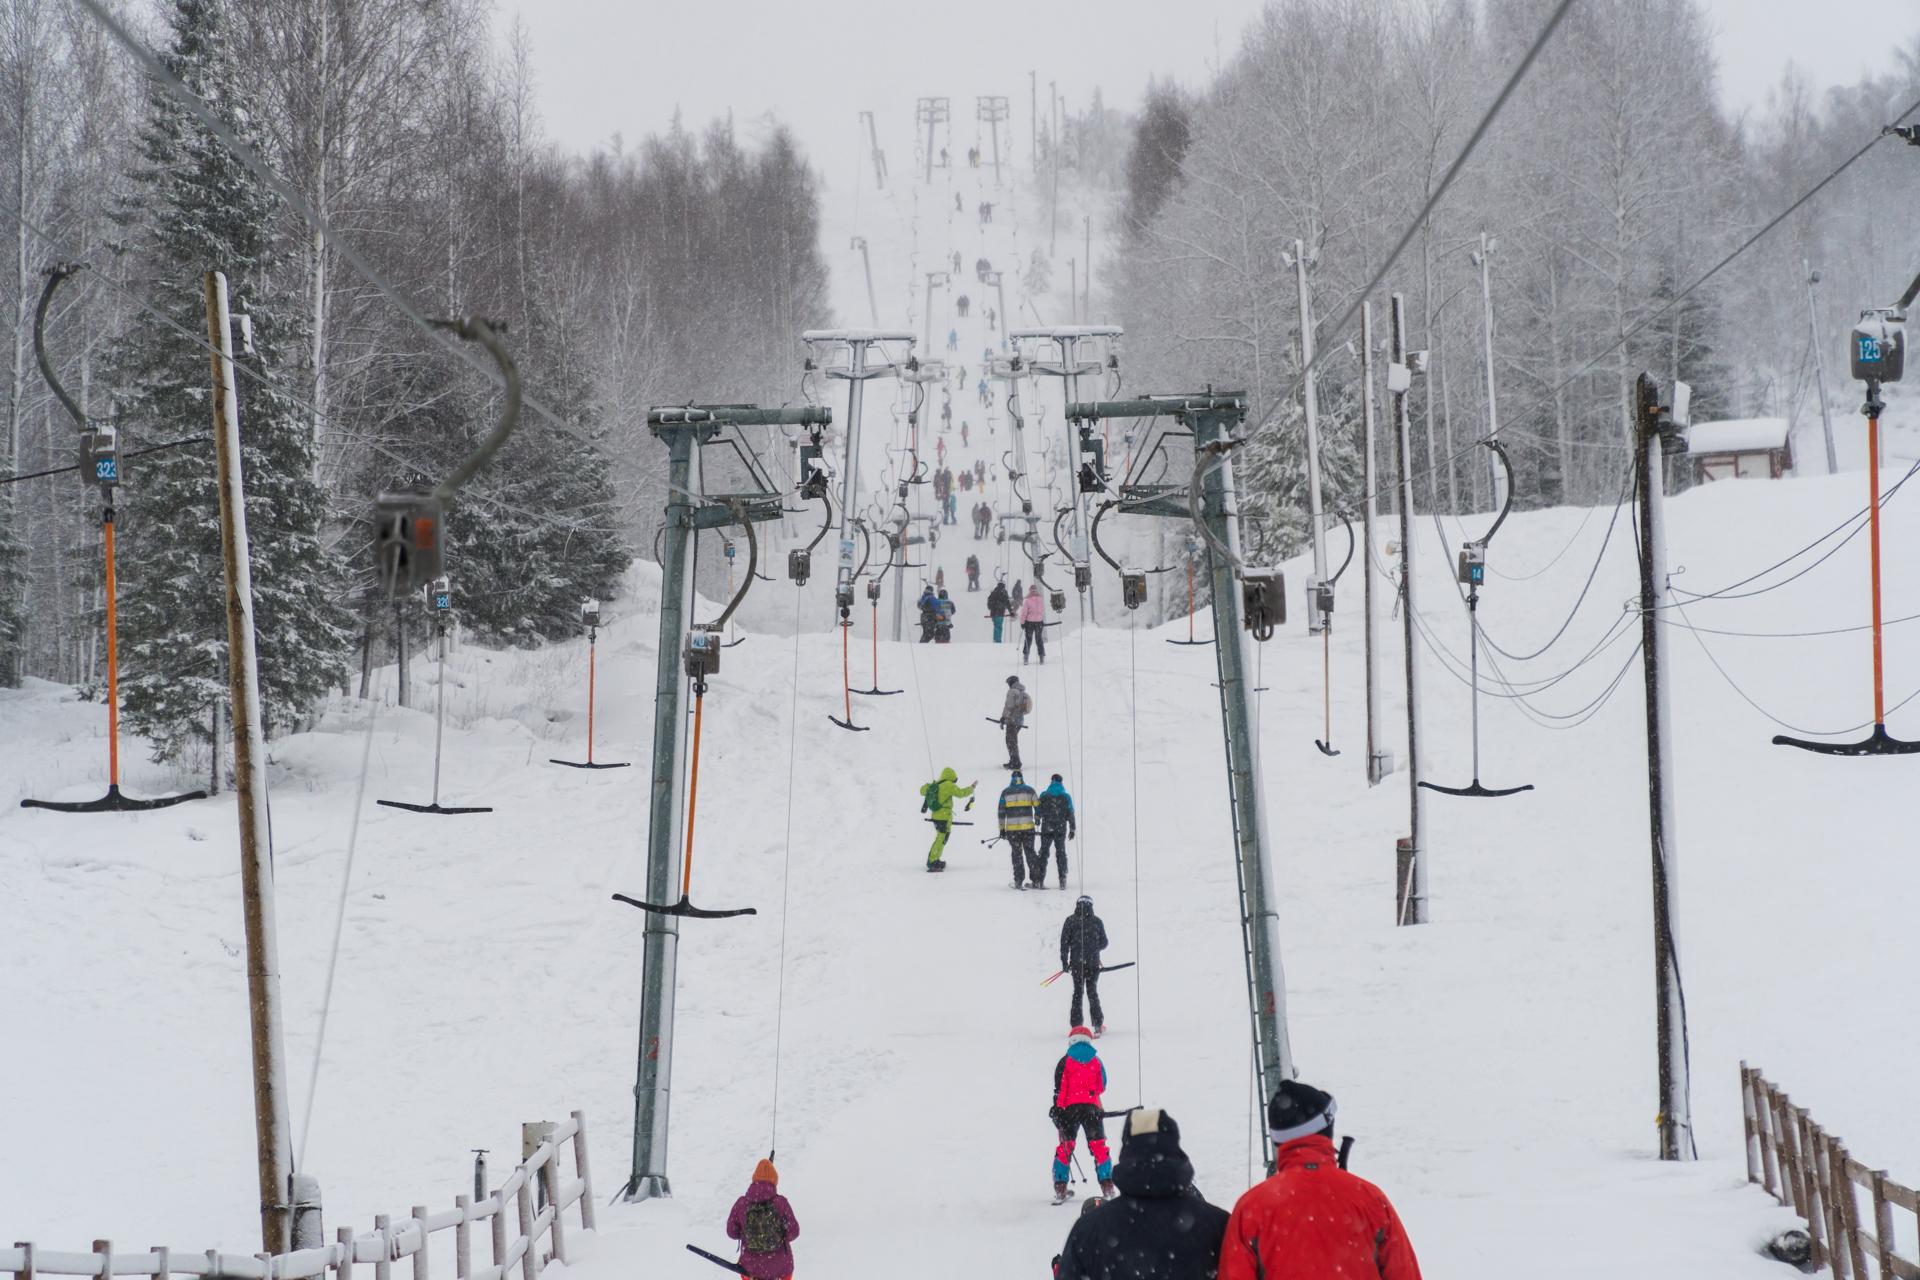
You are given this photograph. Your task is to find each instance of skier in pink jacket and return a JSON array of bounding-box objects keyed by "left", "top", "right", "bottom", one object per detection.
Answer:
[{"left": 1019, "top": 584, "right": 1048, "bottom": 665}]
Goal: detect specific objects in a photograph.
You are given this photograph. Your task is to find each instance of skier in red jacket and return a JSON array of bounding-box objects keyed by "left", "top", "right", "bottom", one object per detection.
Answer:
[
  {"left": 1050, "top": 1026, "right": 1116, "bottom": 1204},
  {"left": 1220, "top": 1081, "right": 1422, "bottom": 1280}
]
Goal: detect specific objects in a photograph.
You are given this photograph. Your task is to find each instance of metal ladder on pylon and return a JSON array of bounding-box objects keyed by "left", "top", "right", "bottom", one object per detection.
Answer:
[{"left": 1211, "top": 658, "right": 1275, "bottom": 1170}]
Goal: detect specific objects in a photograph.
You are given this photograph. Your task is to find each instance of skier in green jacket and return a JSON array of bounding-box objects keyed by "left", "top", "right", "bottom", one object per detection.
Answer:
[{"left": 921, "top": 766, "right": 976, "bottom": 872}]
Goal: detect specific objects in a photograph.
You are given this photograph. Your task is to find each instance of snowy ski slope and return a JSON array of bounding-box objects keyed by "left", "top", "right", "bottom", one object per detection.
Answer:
[{"left": 8, "top": 116, "right": 1920, "bottom": 1280}]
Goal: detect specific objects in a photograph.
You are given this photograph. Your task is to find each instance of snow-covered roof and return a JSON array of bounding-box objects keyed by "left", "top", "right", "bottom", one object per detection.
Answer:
[{"left": 1686, "top": 418, "right": 1791, "bottom": 455}]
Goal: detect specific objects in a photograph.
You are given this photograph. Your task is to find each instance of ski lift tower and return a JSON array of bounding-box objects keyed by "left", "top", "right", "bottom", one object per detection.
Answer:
[
  {"left": 1011, "top": 324, "right": 1122, "bottom": 619},
  {"left": 624, "top": 402, "right": 830, "bottom": 1202},
  {"left": 915, "top": 97, "right": 949, "bottom": 183},
  {"left": 1067, "top": 390, "right": 1294, "bottom": 1167},
  {"left": 975, "top": 95, "right": 1009, "bottom": 184},
  {"left": 801, "top": 330, "right": 916, "bottom": 624},
  {"left": 988, "top": 351, "right": 1045, "bottom": 576}
]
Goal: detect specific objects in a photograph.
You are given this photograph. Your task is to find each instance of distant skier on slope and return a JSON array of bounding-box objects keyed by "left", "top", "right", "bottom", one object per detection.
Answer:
[
  {"left": 1051, "top": 1025, "right": 1116, "bottom": 1204},
  {"left": 1220, "top": 1082, "right": 1424, "bottom": 1280},
  {"left": 1037, "top": 773, "right": 1076, "bottom": 889},
  {"left": 965, "top": 553, "right": 981, "bottom": 591},
  {"left": 987, "top": 579, "right": 1012, "bottom": 643},
  {"left": 999, "top": 673, "right": 1032, "bottom": 770},
  {"left": 998, "top": 770, "right": 1040, "bottom": 889},
  {"left": 724, "top": 1159, "right": 799, "bottom": 1280},
  {"left": 1061, "top": 895, "right": 1108, "bottom": 1033},
  {"left": 1056, "top": 1109, "right": 1229, "bottom": 1280},
  {"left": 1020, "top": 583, "right": 1048, "bottom": 664},
  {"left": 921, "top": 767, "right": 974, "bottom": 872},
  {"left": 936, "top": 588, "right": 956, "bottom": 643}
]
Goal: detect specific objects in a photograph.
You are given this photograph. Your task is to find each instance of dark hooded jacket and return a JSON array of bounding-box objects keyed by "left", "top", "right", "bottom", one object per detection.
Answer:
[
  {"left": 1058, "top": 1109, "right": 1229, "bottom": 1280},
  {"left": 1061, "top": 900, "right": 1108, "bottom": 975}
]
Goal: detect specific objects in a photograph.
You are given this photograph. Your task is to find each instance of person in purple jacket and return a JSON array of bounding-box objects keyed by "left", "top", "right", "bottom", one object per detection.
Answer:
[{"left": 725, "top": 1159, "right": 799, "bottom": 1278}]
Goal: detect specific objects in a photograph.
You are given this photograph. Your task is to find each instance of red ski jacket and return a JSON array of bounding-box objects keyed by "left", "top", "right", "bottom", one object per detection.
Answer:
[
  {"left": 1053, "top": 1044, "right": 1106, "bottom": 1108},
  {"left": 1219, "top": 1135, "right": 1422, "bottom": 1280}
]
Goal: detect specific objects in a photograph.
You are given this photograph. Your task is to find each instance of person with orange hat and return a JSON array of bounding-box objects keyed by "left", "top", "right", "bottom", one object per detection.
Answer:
[{"left": 725, "top": 1159, "right": 800, "bottom": 1279}]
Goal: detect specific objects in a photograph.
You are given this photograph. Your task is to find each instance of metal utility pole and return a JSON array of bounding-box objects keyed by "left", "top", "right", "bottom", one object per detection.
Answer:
[
  {"left": 1473, "top": 233, "right": 1506, "bottom": 511},
  {"left": 627, "top": 404, "right": 829, "bottom": 1201},
  {"left": 915, "top": 97, "right": 949, "bottom": 184},
  {"left": 1083, "top": 217, "right": 1092, "bottom": 320},
  {"left": 1067, "top": 260, "right": 1077, "bottom": 323},
  {"left": 805, "top": 330, "right": 914, "bottom": 620},
  {"left": 1289, "top": 240, "right": 1329, "bottom": 631},
  {"left": 1361, "top": 301, "right": 1388, "bottom": 787},
  {"left": 1065, "top": 393, "right": 1294, "bottom": 1162},
  {"left": 1632, "top": 372, "right": 1694, "bottom": 1162},
  {"left": 1805, "top": 261, "right": 1839, "bottom": 475},
  {"left": 1389, "top": 294, "right": 1428, "bottom": 926},
  {"left": 205, "top": 270, "right": 294, "bottom": 1253},
  {"left": 857, "top": 110, "right": 886, "bottom": 189},
  {"left": 923, "top": 271, "right": 950, "bottom": 358},
  {"left": 985, "top": 270, "right": 1010, "bottom": 348},
  {"left": 975, "top": 95, "right": 1008, "bottom": 184},
  {"left": 1029, "top": 72, "right": 1038, "bottom": 170},
  {"left": 1049, "top": 82, "right": 1060, "bottom": 255},
  {"left": 850, "top": 237, "right": 879, "bottom": 327}
]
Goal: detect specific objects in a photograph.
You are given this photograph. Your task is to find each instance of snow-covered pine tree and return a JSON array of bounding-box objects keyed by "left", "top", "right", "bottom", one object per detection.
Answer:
[{"left": 109, "top": 0, "right": 349, "bottom": 759}]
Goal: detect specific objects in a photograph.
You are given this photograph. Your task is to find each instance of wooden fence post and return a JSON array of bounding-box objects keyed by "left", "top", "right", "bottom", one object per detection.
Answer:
[
  {"left": 14, "top": 1241, "right": 34, "bottom": 1280},
  {"left": 454, "top": 1196, "right": 472, "bottom": 1280},
  {"left": 1756, "top": 1077, "right": 1781, "bottom": 1200},
  {"left": 1832, "top": 1144, "right": 1867, "bottom": 1279},
  {"left": 1817, "top": 1130, "right": 1851, "bottom": 1279},
  {"left": 1740, "top": 1064, "right": 1760, "bottom": 1185},
  {"left": 489, "top": 1191, "right": 507, "bottom": 1280},
  {"left": 570, "top": 1112, "right": 597, "bottom": 1232},
  {"left": 1871, "top": 1170, "right": 1897, "bottom": 1278},
  {"left": 335, "top": 1226, "right": 353, "bottom": 1280},
  {"left": 515, "top": 1174, "right": 538, "bottom": 1280},
  {"left": 1793, "top": 1109, "right": 1828, "bottom": 1268},
  {"left": 409, "top": 1207, "right": 429, "bottom": 1280},
  {"left": 1775, "top": 1092, "right": 1805, "bottom": 1218},
  {"left": 373, "top": 1217, "right": 392, "bottom": 1280}
]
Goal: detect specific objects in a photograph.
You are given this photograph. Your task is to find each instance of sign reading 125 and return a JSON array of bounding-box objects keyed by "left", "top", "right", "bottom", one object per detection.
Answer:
[{"left": 1859, "top": 334, "right": 1885, "bottom": 363}]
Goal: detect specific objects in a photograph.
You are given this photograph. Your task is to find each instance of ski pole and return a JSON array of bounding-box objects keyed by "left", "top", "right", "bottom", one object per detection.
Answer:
[
  {"left": 685, "top": 1245, "right": 749, "bottom": 1276},
  {"left": 1041, "top": 969, "right": 1066, "bottom": 986},
  {"left": 1071, "top": 1150, "right": 1088, "bottom": 1183}
]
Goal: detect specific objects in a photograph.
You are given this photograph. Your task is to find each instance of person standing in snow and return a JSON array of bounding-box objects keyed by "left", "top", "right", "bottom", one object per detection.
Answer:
[
  {"left": 965, "top": 554, "right": 981, "bottom": 591},
  {"left": 1061, "top": 895, "right": 1108, "bottom": 1033},
  {"left": 921, "top": 767, "right": 975, "bottom": 871},
  {"left": 1037, "top": 773, "right": 1076, "bottom": 889},
  {"left": 998, "top": 770, "right": 1040, "bottom": 889},
  {"left": 1051, "top": 1025, "right": 1116, "bottom": 1203},
  {"left": 1020, "top": 583, "right": 1048, "bottom": 664},
  {"left": 987, "top": 579, "right": 1012, "bottom": 643},
  {"left": 999, "top": 673, "right": 1032, "bottom": 770},
  {"left": 1220, "top": 1082, "right": 1423, "bottom": 1280},
  {"left": 1056, "top": 1109, "right": 1229, "bottom": 1280},
  {"left": 936, "top": 588, "right": 957, "bottom": 643},
  {"left": 724, "top": 1159, "right": 800, "bottom": 1280}
]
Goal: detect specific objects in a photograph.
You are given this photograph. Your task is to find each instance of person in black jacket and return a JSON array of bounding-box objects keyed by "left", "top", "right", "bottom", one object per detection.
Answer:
[
  {"left": 1060, "top": 895, "right": 1108, "bottom": 1034},
  {"left": 1036, "top": 774, "right": 1076, "bottom": 889},
  {"left": 1056, "top": 1109, "right": 1229, "bottom": 1280}
]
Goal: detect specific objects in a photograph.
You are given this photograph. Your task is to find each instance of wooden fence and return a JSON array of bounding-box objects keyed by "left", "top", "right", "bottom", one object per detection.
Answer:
[
  {"left": 1744, "top": 1066, "right": 1917, "bottom": 1277},
  {"left": 4, "top": 1111, "right": 595, "bottom": 1280}
]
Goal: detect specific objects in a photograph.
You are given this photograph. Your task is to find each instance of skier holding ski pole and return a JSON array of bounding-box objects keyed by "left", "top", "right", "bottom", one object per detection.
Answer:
[
  {"left": 920, "top": 767, "right": 975, "bottom": 872},
  {"left": 1061, "top": 895, "right": 1109, "bottom": 1034},
  {"left": 1050, "top": 1026, "right": 1116, "bottom": 1204}
]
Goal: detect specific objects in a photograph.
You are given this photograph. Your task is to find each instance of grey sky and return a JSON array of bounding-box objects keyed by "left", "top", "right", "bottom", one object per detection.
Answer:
[{"left": 502, "top": 0, "right": 1910, "bottom": 167}]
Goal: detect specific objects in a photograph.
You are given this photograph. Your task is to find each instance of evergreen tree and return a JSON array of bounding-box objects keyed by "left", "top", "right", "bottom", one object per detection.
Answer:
[
  {"left": 108, "top": 0, "right": 349, "bottom": 759},
  {"left": 1121, "top": 81, "right": 1192, "bottom": 241}
]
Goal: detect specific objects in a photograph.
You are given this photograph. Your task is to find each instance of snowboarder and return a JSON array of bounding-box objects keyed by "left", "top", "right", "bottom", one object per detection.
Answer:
[
  {"left": 724, "top": 1159, "right": 800, "bottom": 1280},
  {"left": 1056, "top": 1109, "right": 1229, "bottom": 1280},
  {"left": 1037, "top": 773, "right": 1076, "bottom": 888},
  {"left": 999, "top": 673, "right": 1031, "bottom": 769},
  {"left": 1061, "top": 895, "right": 1108, "bottom": 1032},
  {"left": 1051, "top": 1026, "right": 1115, "bottom": 1203},
  {"left": 965, "top": 554, "right": 981, "bottom": 591},
  {"left": 1220, "top": 1082, "right": 1423, "bottom": 1280},
  {"left": 920, "top": 767, "right": 974, "bottom": 871},
  {"left": 1020, "top": 584, "right": 1048, "bottom": 664},
  {"left": 998, "top": 770, "right": 1040, "bottom": 888},
  {"left": 987, "top": 579, "right": 1012, "bottom": 644}
]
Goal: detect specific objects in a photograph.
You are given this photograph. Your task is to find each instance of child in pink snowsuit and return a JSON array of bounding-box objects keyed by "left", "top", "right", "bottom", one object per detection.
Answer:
[
  {"left": 725, "top": 1159, "right": 799, "bottom": 1279},
  {"left": 1020, "top": 585, "right": 1047, "bottom": 664}
]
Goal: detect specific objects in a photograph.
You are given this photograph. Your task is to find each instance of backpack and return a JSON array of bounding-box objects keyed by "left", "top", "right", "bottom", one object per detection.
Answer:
[
  {"left": 921, "top": 779, "right": 941, "bottom": 813},
  {"left": 1021, "top": 692, "right": 1034, "bottom": 715},
  {"left": 741, "top": 1199, "right": 786, "bottom": 1253}
]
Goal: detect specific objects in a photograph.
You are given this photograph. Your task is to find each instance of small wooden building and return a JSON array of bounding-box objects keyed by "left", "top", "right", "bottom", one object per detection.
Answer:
[{"left": 1686, "top": 418, "right": 1793, "bottom": 483}]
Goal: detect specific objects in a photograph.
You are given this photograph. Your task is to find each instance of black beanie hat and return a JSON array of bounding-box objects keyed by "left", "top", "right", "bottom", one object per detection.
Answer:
[
  {"left": 1268, "top": 1080, "right": 1337, "bottom": 1145},
  {"left": 1007, "top": 675, "right": 1019, "bottom": 686}
]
